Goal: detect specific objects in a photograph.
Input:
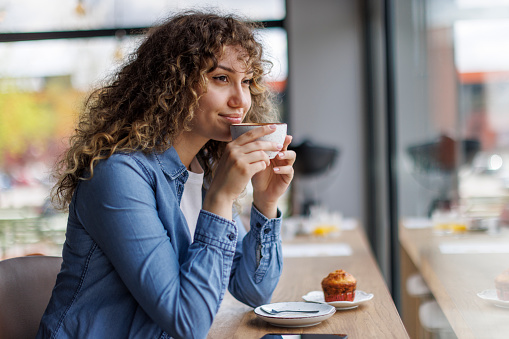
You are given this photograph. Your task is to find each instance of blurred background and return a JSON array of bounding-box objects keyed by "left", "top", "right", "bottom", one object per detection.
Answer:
[{"left": 2, "top": 0, "right": 509, "bottom": 336}]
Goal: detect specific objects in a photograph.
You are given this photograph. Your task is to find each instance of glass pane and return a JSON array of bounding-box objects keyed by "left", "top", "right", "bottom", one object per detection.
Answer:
[
  {"left": 396, "top": 0, "right": 509, "bottom": 337},
  {"left": 0, "top": 36, "right": 140, "bottom": 257}
]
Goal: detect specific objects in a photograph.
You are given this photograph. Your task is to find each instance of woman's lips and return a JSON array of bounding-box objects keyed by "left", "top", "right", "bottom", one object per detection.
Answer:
[{"left": 221, "top": 115, "right": 243, "bottom": 124}]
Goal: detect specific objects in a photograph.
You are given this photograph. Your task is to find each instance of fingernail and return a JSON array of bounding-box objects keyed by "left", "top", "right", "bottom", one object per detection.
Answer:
[
  {"left": 276, "top": 144, "right": 283, "bottom": 150},
  {"left": 278, "top": 152, "right": 285, "bottom": 158},
  {"left": 273, "top": 167, "right": 280, "bottom": 172},
  {"left": 269, "top": 124, "right": 277, "bottom": 130}
]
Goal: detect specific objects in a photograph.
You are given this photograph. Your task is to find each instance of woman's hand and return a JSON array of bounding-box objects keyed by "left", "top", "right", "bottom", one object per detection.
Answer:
[
  {"left": 251, "top": 134, "right": 295, "bottom": 219},
  {"left": 203, "top": 125, "right": 285, "bottom": 220}
]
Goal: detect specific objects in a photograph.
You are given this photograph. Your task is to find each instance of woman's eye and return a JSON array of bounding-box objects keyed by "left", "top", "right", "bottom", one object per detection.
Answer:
[
  {"left": 213, "top": 75, "right": 228, "bottom": 82},
  {"left": 243, "top": 78, "right": 253, "bottom": 85}
]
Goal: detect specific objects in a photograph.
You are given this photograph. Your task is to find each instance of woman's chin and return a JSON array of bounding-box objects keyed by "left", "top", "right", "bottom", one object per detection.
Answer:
[{"left": 210, "top": 134, "right": 233, "bottom": 143}]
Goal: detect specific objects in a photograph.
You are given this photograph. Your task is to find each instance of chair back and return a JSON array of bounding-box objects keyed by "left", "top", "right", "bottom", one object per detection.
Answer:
[{"left": 0, "top": 256, "right": 62, "bottom": 339}]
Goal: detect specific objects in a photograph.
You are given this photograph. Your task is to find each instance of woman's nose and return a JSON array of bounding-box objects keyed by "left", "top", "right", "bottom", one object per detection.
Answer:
[{"left": 228, "top": 84, "right": 250, "bottom": 108}]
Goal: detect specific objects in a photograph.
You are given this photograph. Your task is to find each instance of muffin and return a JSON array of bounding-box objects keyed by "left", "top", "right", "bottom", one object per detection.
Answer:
[
  {"left": 495, "top": 269, "right": 509, "bottom": 301},
  {"left": 321, "top": 269, "right": 357, "bottom": 302}
]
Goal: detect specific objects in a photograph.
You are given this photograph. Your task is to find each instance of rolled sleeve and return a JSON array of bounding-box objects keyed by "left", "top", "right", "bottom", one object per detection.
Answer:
[
  {"left": 227, "top": 204, "right": 283, "bottom": 307},
  {"left": 249, "top": 205, "right": 282, "bottom": 281},
  {"left": 194, "top": 210, "right": 238, "bottom": 253}
]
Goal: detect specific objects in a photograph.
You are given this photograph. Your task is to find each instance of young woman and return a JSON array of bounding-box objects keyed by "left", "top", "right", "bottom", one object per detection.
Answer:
[{"left": 37, "top": 11, "right": 295, "bottom": 339}]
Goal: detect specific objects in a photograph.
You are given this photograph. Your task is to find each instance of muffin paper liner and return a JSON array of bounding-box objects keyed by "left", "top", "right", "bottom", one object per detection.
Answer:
[
  {"left": 324, "top": 291, "right": 356, "bottom": 302},
  {"left": 496, "top": 288, "right": 509, "bottom": 301}
]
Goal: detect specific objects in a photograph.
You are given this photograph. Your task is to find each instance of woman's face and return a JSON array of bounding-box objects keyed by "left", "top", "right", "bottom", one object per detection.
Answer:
[{"left": 190, "top": 45, "right": 253, "bottom": 144}]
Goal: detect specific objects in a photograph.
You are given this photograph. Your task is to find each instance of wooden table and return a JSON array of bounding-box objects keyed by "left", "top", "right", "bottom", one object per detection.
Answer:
[
  {"left": 208, "top": 225, "right": 409, "bottom": 339},
  {"left": 400, "top": 221, "right": 509, "bottom": 339}
]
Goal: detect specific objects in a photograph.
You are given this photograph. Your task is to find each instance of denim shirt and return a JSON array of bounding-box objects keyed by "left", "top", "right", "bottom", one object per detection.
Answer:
[{"left": 37, "top": 147, "right": 283, "bottom": 339}]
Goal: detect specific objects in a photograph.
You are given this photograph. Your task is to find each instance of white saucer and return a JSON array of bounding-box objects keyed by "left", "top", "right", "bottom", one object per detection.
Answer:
[
  {"left": 302, "top": 290, "right": 374, "bottom": 310},
  {"left": 477, "top": 289, "right": 509, "bottom": 309},
  {"left": 254, "top": 301, "right": 336, "bottom": 327}
]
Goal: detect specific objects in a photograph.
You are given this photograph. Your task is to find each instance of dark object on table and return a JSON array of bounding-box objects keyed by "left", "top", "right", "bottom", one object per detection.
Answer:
[
  {"left": 288, "top": 140, "right": 340, "bottom": 215},
  {"left": 289, "top": 140, "right": 339, "bottom": 176},
  {"left": 407, "top": 135, "right": 480, "bottom": 173},
  {"left": 406, "top": 135, "right": 481, "bottom": 216}
]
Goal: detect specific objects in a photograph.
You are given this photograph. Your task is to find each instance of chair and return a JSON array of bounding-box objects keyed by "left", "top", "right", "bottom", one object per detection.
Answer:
[
  {"left": 419, "top": 300, "right": 456, "bottom": 339},
  {"left": 406, "top": 272, "right": 432, "bottom": 298},
  {"left": 0, "top": 255, "right": 62, "bottom": 339}
]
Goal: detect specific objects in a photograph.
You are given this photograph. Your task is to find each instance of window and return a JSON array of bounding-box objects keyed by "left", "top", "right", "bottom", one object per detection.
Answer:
[
  {"left": 395, "top": 0, "right": 509, "bottom": 337},
  {"left": 0, "top": 0, "right": 287, "bottom": 258}
]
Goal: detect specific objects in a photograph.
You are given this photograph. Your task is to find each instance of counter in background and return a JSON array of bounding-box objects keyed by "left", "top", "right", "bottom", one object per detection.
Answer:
[{"left": 400, "top": 219, "right": 509, "bottom": 339}]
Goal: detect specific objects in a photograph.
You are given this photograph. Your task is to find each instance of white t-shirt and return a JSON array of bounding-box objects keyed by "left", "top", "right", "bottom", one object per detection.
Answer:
[{"left": 180, "top": 157, "right": 204, "bottom": 238}]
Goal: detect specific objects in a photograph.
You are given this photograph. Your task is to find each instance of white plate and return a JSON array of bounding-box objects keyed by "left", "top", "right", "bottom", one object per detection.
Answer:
[
  {"left": 254, "top": 301, "right": 336, "bottom": 328},
  {"left": 302, "top": 290, "right": 374, "bottom": 310},
  {"left": 477, "top": 289, "right": 509, "bottom": 309}
]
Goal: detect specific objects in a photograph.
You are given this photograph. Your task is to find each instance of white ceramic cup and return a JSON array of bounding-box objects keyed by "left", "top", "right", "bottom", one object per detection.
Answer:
[{"left": 230, "top": 123, "right": 287, "bottom": 159}]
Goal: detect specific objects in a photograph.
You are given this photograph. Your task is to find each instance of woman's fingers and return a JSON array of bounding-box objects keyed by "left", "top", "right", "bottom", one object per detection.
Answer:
[
  {"left": 274, "top": 149, "right": 295, "bottom": 161},
  {"left": 232, "top": 151, "right": 271, "bottom": 170},
  {"left": 227, "top": 139, "right": 283, "bottom": 164},
  {"left": 271, "top": 135, "right": 293, "bottom": 160},
  {"left": 273, "top": 136, "right": 295, "bottom": 162},
  {"left": 281, "top": 135, "right": 293, "bottom": 150},
  {"left": 272, "top": 154, "right": 296, "bottom": 175},
  {"left": 272, "top": 135, "right": 295, "bottom": 173},
  {"left": 272, "top": 164, "right": 294, "bottom": 175},
  {"left": 242, "top": 140, "right": 283, "bottom": 157},
  {"left": 223, "top": 143, "right": 271, "bottom": 177},
  {"left": 233, "top": 125, "right": 277, "bottom": 145}
]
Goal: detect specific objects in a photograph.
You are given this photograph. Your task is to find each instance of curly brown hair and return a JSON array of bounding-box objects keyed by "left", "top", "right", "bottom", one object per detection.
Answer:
[{"left": 51, "top": 10, "right": 278, "bottom": 210}]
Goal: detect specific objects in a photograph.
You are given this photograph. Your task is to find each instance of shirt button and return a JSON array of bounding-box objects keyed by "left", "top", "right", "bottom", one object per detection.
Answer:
[
  {"left": 227, "top": 233, "right": 235, "bottom": 241},
  {"left": 256, "top": 222, "right": 262, "bottom": 228},
  {"left": 264, "top": 228, "right": 271, "bottom": 234}
]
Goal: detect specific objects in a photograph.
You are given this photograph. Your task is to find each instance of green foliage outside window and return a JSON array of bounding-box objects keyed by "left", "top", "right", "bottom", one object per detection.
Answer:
[{"left": 0, "top": 81, "right": 82, "bottom": 168}]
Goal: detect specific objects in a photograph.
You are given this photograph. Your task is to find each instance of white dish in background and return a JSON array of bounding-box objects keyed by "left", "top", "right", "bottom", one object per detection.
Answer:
[
  {"left": 254, "top": 301, "right": 336, "bottom": 328},
  {"left": 477, "top": 289, "right": 509, "bottom": 309},
  {"left": 302, "top": 290, "right": 374, "bottom": 310}
]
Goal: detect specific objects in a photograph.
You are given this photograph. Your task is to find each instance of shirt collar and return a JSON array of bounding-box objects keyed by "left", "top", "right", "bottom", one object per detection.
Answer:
[{"left": 154, "top": 147, "right": 188, "bottom": 180}]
